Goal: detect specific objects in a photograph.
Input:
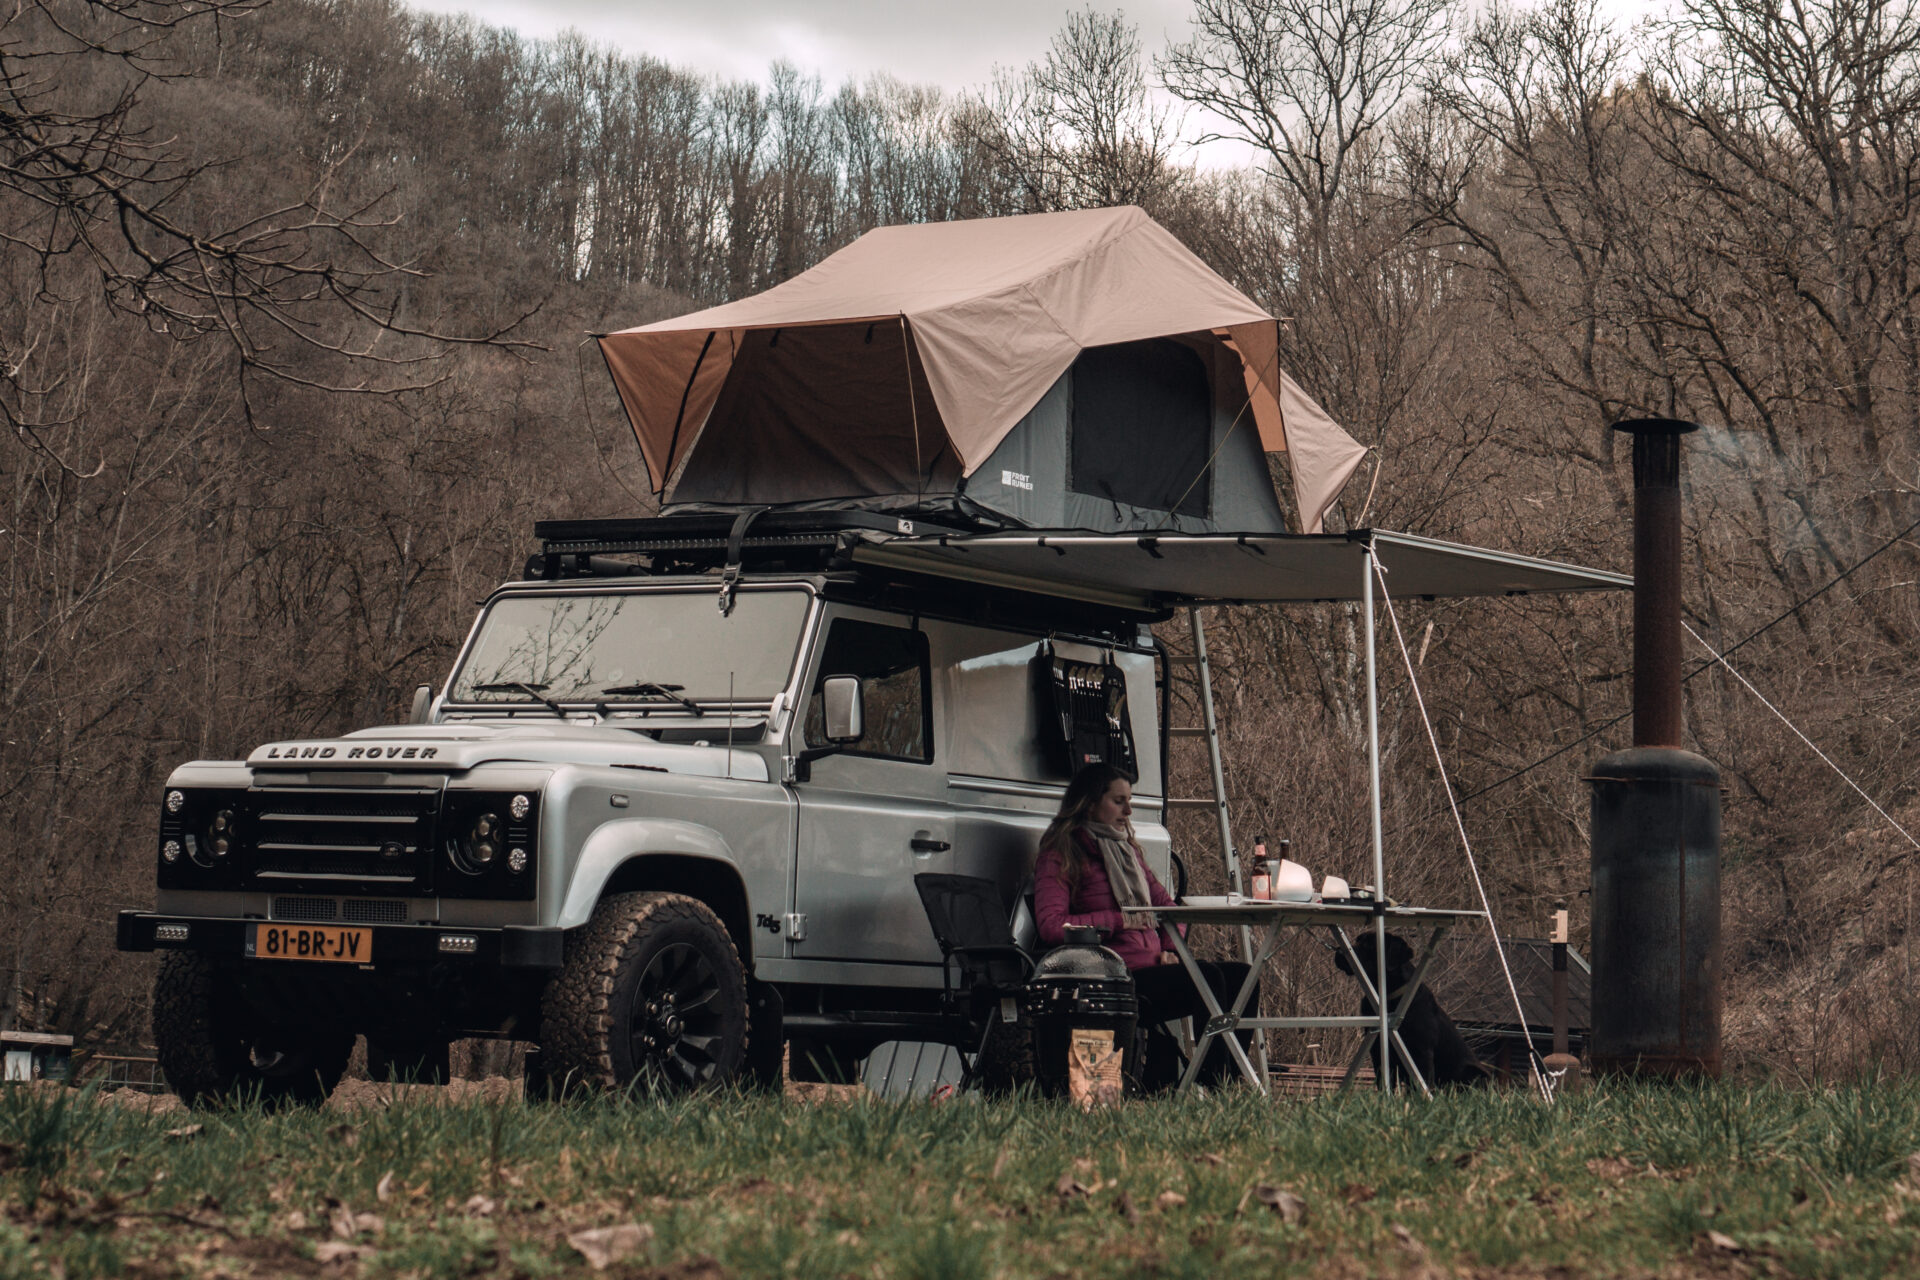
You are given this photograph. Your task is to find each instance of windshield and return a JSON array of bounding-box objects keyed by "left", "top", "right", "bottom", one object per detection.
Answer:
[{"left": 448, "top": 589, "right": 811, "bottom": 706}]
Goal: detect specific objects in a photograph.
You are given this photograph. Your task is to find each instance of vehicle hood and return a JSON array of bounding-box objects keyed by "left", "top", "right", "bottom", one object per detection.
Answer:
[{"left": 246, "top": 723, "right": 770, "bottom": 781}]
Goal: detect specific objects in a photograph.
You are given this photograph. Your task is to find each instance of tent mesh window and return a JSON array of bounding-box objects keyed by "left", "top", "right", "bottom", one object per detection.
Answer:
[
  {"left": 1032, "top": 646, "right": 1138, "bottom": 780},
  {"left": 804, "top": 619, "right": 931, "bottom": 762},
  {"left": 1069, "top": 339, "right": 1211, "bottom": 518}
]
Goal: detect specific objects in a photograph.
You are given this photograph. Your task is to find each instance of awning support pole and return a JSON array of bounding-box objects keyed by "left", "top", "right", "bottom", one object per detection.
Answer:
[
  {"left": 1362, "top": 538, "right": 1391, "bottom": 1092},
  {"left": 1185, "top": 607, "right": 1269, "bottom": 1083}
]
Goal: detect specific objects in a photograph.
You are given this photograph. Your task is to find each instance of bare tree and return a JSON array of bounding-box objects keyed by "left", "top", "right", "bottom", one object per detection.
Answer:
[
  {"left": 0, "top": 0, "right": 532, "bottom": 448},
  {"left": 1160, "top": 0, "right": 1452, "bottom": 232},
  {"left": 954, "top": 8, "right": 1184, "bottom": 214}
]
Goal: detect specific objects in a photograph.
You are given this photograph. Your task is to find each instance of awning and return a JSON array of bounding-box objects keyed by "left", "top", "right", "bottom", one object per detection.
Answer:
[{"left": 849, "top": 530, "right": 1630, "bottom": 611}]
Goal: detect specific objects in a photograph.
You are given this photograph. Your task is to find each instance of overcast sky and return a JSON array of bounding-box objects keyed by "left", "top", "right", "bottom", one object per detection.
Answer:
[
  {"left": 410, "top": 0, "right": 1670, "bottom": 100},
  {"left": 408, "top": 1, "right": 1207, "bottom": 92}
]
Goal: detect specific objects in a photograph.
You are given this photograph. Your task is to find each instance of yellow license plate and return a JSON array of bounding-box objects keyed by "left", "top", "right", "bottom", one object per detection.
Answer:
[{"left": 249, "top": 923, "right": 371, "bottom": 964}]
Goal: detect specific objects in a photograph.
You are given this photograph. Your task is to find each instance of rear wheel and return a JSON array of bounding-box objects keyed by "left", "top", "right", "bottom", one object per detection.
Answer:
[
  {"left": 539, "top": 892, "right": 749, "bottom": 1094},
  {"left": 152, "top": 953, "right": 352, "bottom": 1108}
]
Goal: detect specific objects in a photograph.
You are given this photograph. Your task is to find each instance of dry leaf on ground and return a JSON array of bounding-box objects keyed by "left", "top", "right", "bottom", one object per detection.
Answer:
[
  {"left": 1055, "top": 1174, "right": 1091, "bottom": 1199},
  {"left": 313, "top": 1242, "right": 367, "bottom": 1264},
  {"left": 1390, "top": 1222, "right": 1428, "bottom": 1259},
  {"left": 1155, "top": 1190, "right": 1186, "bottom": 1210},
  {"left": 164, "top": 1124, "right": 204, "bottom": 1142},
  {"left": 1703, "top": 1229, "right": 1743, "bottom": 1254},
  {"left": 1114, "top": 1191, "right": 1140, "bottom": 1224},
  {"left": 1341, "top": 1183, "right": 1376, "bottom": 1205},
  {"left": 464, "top": 1194, "right": 497, "bottom": 1217},
  {"left": 1254, "top": 1185, "right": 1307, "bottom": 1225},
  {"left": 375, "top": 1171, "right": 395, "bottom": 1203},
  {"left": 567, "top": 1223, "right": 655, "bottom": 1271}
]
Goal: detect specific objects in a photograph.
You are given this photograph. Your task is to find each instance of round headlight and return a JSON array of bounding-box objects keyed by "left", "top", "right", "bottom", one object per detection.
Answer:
[
  {"left": 162, "top": 840, "right": 182, "bottom": 863},
  {"left": 468, "top": 814, "right": 500, "bottom": 866},
  {"left": 507, "top": 847, "right": 528, "bottom": 874},
  {"left": 165, "top": 790, "right": 185, "bottom": 814},
  {"left": 510, "top": 794, "right": 531, "bottom": 821}
]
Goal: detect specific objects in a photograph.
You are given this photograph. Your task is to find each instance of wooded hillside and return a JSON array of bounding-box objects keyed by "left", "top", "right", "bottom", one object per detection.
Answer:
[{"left": 5, "top": 0, "right": 1918, "bottom": 1076}]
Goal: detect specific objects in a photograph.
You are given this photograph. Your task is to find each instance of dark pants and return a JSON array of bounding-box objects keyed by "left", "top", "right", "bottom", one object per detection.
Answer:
[{"left": 1131, "top": 959, "right": 1258, "bottom": 1090}]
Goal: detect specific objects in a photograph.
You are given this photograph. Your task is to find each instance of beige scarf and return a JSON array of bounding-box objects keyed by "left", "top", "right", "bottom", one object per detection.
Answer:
[{"left": 1085, "top": 822, "right": 1155, "bottom": 927}]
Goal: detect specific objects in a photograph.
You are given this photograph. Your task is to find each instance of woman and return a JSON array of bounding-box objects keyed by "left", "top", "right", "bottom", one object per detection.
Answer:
[{"left": 1033, "top": 762, "right": 1255, "bottom": 1088}]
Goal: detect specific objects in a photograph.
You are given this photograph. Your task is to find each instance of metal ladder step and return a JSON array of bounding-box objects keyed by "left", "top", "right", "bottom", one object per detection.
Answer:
[
  {"left": 1169, "top": 726, "right": 1210, "bottom": 737},
  {"left": 1166, "top": 797, "right": 1222, "bottom": 810}
]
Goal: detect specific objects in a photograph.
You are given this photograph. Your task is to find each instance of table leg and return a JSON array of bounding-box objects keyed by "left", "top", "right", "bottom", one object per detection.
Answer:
[
  {"left": 1381, "top": 924, "right": 1454, "bottom": 1099},
  {"left": 1333, "top": 927, "right": 1429, "bottom": 1097},
  {"left": 1333, "top": 924, "right": 1457, "bottom": 1099},
  {"left": 1163, "top": 921, "right": 1278, "bottom": 1093},
  {"left": 1332, "top": 929, "right": 1386, "bottom": 1092}
]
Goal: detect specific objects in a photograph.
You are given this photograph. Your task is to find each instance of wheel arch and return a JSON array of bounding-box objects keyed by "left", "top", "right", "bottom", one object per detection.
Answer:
[{"left": 596, "top": 853, "right": 753, "bottom": 968}]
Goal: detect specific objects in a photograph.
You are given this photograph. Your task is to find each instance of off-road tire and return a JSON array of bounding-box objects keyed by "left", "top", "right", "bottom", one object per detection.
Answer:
[
  {"left": 152, "top": 952, "right": 352, "bottom": 1108},
  {"left": 539, "top": 892, "right": 749, "bottom": 1094}
]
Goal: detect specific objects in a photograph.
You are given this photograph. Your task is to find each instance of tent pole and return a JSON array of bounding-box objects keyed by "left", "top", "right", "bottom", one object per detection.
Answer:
[{"left": 1362, "top": 538, "right": 1391, "bottom": 1092}]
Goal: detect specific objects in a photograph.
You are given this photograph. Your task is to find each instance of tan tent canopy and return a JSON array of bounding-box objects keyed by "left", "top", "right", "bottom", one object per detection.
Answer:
[{"left": 598, "top": 206, "right": 1368, "bottom": 533}]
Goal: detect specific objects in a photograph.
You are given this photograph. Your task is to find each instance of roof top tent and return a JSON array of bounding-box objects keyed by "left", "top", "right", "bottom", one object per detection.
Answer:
[{"left": 596, "top": 207, "right": 1368, "bottom": 535}]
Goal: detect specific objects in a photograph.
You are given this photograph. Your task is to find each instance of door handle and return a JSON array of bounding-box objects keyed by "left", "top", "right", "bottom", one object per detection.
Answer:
[{"left": 910, "top": 838, "right": 951, "bottom": 853}]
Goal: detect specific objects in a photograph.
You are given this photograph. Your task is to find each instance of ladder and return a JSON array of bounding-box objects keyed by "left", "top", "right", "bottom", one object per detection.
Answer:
[{"left": 1164, "top": 607, "right": 1270, "bottom": 1081}]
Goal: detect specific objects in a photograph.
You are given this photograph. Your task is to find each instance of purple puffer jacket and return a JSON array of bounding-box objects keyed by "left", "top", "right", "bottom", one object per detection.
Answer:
[{"left": 1034, "top": 828, "right": 1179, "bottom": 970}]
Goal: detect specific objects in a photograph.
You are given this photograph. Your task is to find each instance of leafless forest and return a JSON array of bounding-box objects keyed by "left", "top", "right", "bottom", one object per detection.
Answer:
[{"left": 5, "top": 0, "right": 1919, "bottom": 1078}]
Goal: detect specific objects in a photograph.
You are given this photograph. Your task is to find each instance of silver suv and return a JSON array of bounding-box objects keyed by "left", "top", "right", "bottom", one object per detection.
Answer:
[{"left": 119, "top": 512, "right": 1169, "bottom": 1103}]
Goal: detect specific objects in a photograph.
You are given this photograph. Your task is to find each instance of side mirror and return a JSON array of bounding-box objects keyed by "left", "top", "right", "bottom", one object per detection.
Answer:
[
  {"left": 821, "top": 675, "right": 864, "bottom": 744},
  {"left": 408, "top": 684, "right": 434, "bottom": 725},
  {"left": 792, "top": 676, "right": 864, "bottom": 781}
]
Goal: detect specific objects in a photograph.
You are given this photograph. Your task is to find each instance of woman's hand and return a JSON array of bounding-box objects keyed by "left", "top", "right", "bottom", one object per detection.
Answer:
[{"left": 1158, "top": 950, "right": 1181, "bottom": 966}]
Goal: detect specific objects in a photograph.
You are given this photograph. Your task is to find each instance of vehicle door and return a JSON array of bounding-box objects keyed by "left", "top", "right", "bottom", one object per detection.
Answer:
[{"left": 789, "top": 607, "right": 953, "bottom": 971}]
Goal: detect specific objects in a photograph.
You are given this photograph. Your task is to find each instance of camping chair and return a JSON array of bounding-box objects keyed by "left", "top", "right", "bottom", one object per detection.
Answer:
[{"left": 913, "top": 873, "right": 1038, "bottom": 1091}]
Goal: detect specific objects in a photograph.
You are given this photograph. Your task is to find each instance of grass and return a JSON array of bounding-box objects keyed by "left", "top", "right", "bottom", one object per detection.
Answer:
[{"left": 5, "top": 1077, "right": 1920, "bottom": 1277}]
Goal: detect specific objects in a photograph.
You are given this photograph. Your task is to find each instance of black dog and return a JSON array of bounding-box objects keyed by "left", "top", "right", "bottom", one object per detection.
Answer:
[{"left": 1333, "top": 933, "right": 1491, "bottom": 1089}]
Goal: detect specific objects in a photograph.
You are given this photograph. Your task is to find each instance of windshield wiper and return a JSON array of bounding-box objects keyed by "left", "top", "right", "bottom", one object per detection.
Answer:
[
  {"left": 598, "top": 681, "right": 704, "bottom": 717},
  {"left": 470, "top": 681, "right": 573, "bottom": 717}
]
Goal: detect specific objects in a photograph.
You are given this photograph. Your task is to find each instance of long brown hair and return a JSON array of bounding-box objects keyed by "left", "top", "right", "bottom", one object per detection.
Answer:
[{"left": 1037, "top": 762, "right": 1133, "bottom": 893}]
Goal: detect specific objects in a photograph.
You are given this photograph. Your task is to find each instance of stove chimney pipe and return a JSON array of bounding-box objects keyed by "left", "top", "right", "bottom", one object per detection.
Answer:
[
  {"left": 1628, "top": 423, "right": 1687, "bottom": 748},
  {"left": 1587, "top": 418, "right": 1722, "bottom": 1079}
]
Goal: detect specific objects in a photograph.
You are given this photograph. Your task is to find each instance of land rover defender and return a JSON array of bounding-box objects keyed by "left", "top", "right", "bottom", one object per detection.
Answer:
[{"left": 118, "top": 511, "right": 1172, "bottom": 1102}]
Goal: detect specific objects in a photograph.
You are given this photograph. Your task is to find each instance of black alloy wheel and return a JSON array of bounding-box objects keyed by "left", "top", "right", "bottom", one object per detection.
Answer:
[
  {"left": 628, "top": 942, "right": 727, "bottom": 1086},
  {"left": 538, "top": 891, "right": 749, "bottom": 1094}
]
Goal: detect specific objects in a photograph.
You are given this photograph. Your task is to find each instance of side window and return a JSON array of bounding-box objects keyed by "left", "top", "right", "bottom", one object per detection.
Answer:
[{"left": 804, "top": 619, "right": 931, "bottom": 762}]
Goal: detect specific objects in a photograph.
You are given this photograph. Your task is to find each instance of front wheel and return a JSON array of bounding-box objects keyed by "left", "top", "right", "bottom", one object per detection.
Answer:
[
  {"left": 538, "top": 892, "right": 749, "bottom": 1093},
  {"left": 152, "top": 953, "right": 352, "bottom": 1108}
]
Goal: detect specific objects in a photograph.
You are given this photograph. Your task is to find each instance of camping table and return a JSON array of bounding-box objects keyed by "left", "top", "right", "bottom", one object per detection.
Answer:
[{"left": 1145, "top": 900, "right": 1488, "bottom": 1098}]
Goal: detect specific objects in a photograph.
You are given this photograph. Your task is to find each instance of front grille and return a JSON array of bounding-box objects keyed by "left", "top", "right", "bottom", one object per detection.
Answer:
[
  {"left": 240, "top": 786, "right": 439, "bottom": 888},
  {"left": 272, "top": 896, "right": 338, "bottom": 922},
  {"left": 342, "top": 898, "right": 406, "bottom": 924}
]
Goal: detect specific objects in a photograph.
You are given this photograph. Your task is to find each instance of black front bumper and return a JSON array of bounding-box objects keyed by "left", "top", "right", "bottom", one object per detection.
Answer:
[{"left": 116, "top": 912, "right": 565, "bottom": 970}]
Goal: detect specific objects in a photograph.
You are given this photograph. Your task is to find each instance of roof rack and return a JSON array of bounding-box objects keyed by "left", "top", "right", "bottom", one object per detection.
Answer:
[{"left": 526, "top": 509, "right": 970, "bottom": 581}]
